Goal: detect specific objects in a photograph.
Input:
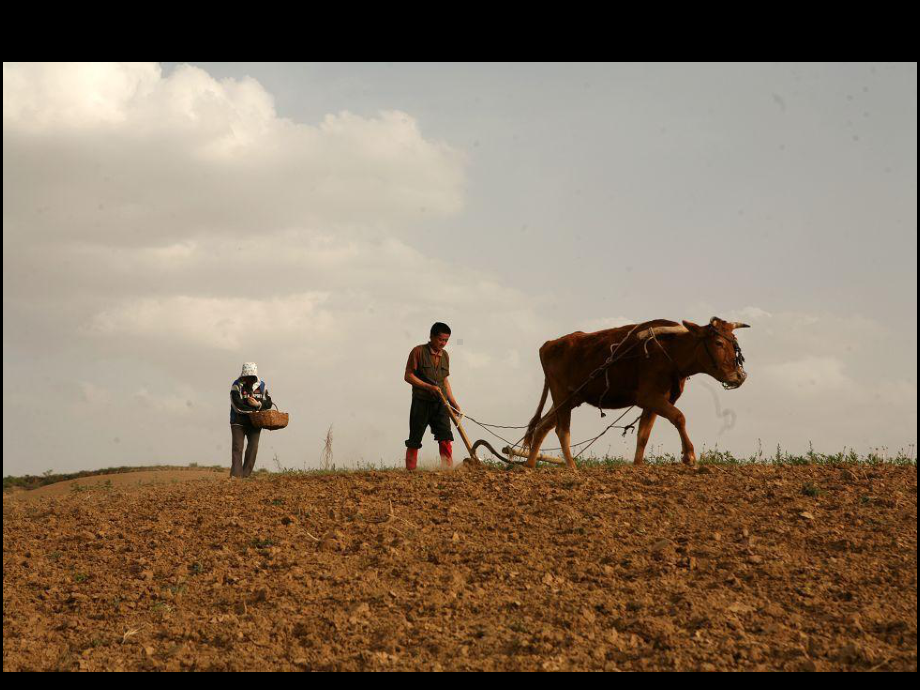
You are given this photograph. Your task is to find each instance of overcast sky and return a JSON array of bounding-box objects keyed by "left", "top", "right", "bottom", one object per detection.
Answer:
[{"left": 3, "top": 62, "right": 917, "bottom": 475}]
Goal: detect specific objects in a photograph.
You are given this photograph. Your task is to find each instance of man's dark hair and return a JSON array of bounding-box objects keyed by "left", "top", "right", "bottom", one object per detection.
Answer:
[{"left": 430, "top": 322, "right": 451, "bottom": 337}]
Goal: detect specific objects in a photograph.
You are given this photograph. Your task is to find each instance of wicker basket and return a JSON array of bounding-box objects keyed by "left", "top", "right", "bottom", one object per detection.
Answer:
[{"left": 249, "top": 404, "right": 289, "bottom": 430}]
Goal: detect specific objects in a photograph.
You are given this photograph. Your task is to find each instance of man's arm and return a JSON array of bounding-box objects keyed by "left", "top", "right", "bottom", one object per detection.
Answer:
[{"left": 404, "top": 348, "right": 440, "bottom": 395}]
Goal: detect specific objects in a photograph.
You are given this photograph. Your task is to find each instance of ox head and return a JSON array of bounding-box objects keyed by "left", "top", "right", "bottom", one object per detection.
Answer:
[{"left": 681, "top": 317, "right": 750, "bottom": 389}]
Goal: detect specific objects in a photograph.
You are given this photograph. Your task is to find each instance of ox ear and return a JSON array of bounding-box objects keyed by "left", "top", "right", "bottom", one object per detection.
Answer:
[{"left": 681, "top": 320, "right": 707, "bottom": 338}]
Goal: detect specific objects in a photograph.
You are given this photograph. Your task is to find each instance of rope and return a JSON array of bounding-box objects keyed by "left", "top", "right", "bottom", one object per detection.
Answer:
[
  {"left": 571, "top": 409, "right": 642, "bottom": 458},
  {"left": 463, "top": 402, "right": 639, "bottom": 458},
  {"left": 461, "top": 415, "right": 528, "bottom": 430},
  {"left": 460, "top": 413, "right": 525, "bottom": 449},
  {"left": 450, "top": 400, "right": 636, "bottom": 453}
]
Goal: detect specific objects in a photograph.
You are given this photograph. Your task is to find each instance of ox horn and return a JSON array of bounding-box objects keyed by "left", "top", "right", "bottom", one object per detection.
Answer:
[{"left": 730, "top": 322, "right": 751, "bottom": 329}]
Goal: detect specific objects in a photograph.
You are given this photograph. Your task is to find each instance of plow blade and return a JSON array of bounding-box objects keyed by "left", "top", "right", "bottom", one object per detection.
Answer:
[{"left": 501, "top": 445, "right": 566, "bottom": 466}]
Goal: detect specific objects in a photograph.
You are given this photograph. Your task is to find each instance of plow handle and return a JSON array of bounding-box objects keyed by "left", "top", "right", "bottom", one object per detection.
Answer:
[{"left": 438, "top": 391, "right": 478, "bottom": 460}]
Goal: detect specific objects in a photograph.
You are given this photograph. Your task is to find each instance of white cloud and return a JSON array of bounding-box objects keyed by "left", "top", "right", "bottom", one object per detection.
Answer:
[
  {"left": 146, "top": 241, "right": 198, "bottom": 262},
  {"left": 3, "top": 62, "right": 163, "bottom": 129},
  {"left": 454, "top": 349, "right": 494, "bottom": 370},
  {"left": 583, "top": 316, "right": 634, "bottom": 332},
  {"left": 85, "top": 293, "right": 333, "bottom": 351},
  {"left": 3, "top": 62, "right": 466, "bottom": 250},
  {"left": 734, "top": 306, "right": 772, "bottom": 321},
  {"left": 762, "top": 355, "right": 855, "bottom": 395},
  {"left": 134, "top": 386, "right": 197, "bottom": 415},
  {"left": 80, "top": 382, "right": 111, "bottom": 406}
]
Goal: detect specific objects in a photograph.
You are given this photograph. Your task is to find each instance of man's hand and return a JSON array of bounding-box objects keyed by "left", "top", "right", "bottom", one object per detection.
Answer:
[
  {"left": 450, "top": 401, "right": 462, "bottom": 415},
  {"left": 428, "top": 384, "right": 442, "bottom": 396},
  {"left": 246, "top": 397, "right": 261, "bottom": 408}
]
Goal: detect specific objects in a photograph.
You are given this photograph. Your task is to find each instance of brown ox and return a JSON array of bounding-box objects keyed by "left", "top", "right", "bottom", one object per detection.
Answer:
[{"left": 523, "top": 317, "right": 749, "bottom": 469}]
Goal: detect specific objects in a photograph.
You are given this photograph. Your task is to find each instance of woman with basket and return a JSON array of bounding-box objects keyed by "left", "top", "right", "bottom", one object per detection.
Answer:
[{"left": 229, "top": 362, "right": 273, "bottom": 478}]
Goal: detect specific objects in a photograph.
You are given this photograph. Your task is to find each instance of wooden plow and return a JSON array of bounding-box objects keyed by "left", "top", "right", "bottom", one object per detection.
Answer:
[{"left": 438, "top": 391, "right": 565, "bottom": 467}]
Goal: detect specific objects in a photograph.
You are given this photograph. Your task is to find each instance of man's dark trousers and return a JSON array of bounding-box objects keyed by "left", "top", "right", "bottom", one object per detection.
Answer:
[{"left": 405, "top": 397, "right": 454, "bottom": 450}]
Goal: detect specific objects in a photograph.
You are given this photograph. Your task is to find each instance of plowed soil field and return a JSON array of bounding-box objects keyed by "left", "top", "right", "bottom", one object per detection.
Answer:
[{"left": 3, "top": 464, "right": 916, "bottom": 671}]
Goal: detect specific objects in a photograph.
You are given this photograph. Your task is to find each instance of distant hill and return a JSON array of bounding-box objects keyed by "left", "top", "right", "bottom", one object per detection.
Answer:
[{"left": 3, "top": 464, "right": 224, "bottom": 492}]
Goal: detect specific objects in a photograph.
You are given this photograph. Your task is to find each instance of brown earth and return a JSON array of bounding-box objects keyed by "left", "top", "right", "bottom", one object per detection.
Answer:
[
  {"left": 6, "top": 469, "right": 226, "bottom": 502},
  {"left": 3, "top": 464, "right": 916, "bottom": 671}
]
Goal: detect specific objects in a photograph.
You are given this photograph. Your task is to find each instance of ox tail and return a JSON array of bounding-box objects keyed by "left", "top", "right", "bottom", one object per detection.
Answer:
[{"left": 523, "top": 378, "right": 550, "bottom": 448}]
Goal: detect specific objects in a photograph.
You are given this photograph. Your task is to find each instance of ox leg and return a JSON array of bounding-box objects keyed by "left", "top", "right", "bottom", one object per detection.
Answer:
[
  {"left": 524, "top": 416, "right": 556, "bottom": 469},
  {"left": 554, "top": 407, "right": 577, "bottom": 470},
  {"left": 642, "top": 398, "right": 696, "bottom": 465},
  {"left": 633, "top": 410, "right": 658, "bottom": 465}
]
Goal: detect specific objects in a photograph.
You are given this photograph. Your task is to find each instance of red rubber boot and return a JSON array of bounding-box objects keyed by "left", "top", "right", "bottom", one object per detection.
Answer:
[
  {"left": 405, "top": 447, "right": 419, "bottom": 471},
  {"left": 438, "top": 440, "right": 453, "bottom": 469}
]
